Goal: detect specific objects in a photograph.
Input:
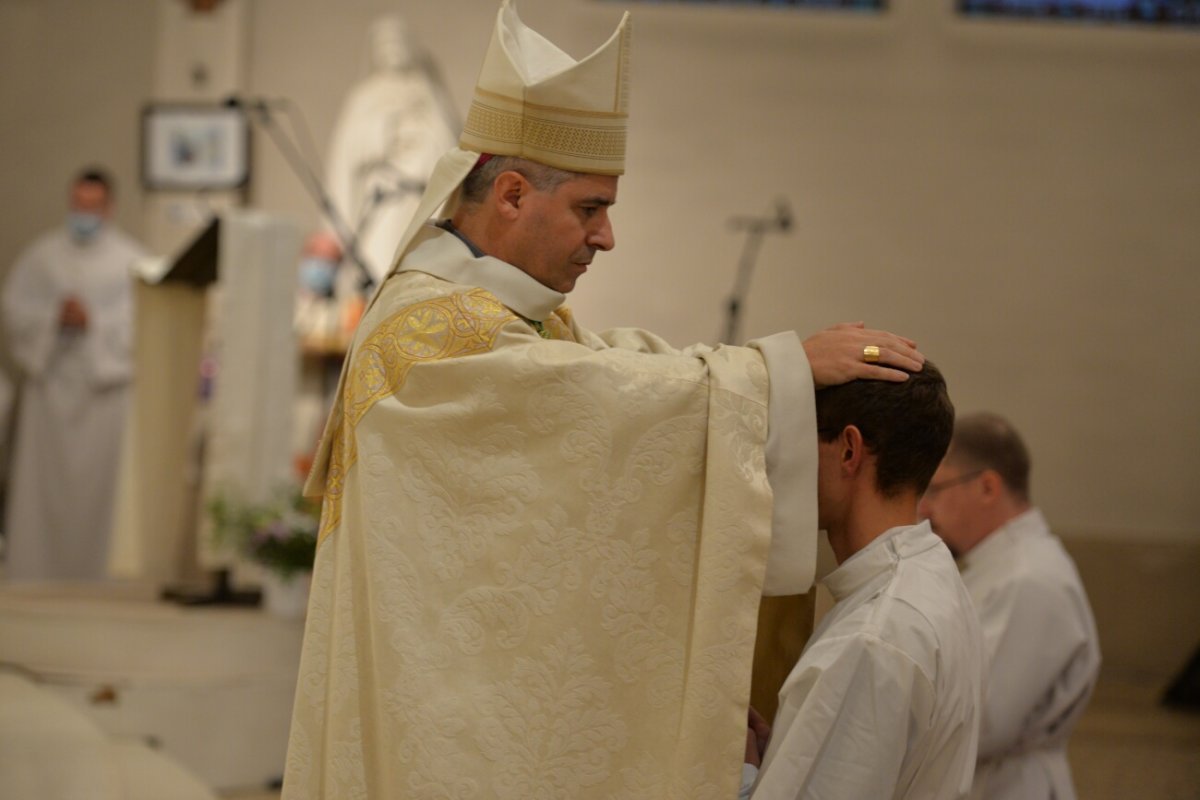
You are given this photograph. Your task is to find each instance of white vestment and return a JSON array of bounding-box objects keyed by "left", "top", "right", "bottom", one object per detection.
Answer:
[
  {"left": 2, "top": 225, "right": 144, "bottom": 580},
  {"left": 751, "top": 522, "right": 984, "bottom": 800},
  {"left": 284, "top": 225, "right": 819, "bottom": 799},
  {"left": 963, "top": 508, "right": 1100, "bottom": 800},
  {"left": 326, "top": 70, "right": 457, "bottom": 285}
]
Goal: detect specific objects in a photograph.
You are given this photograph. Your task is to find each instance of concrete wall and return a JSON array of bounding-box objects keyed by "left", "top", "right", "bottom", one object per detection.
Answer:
[{"left": 2, "top": 0, "right": 1198, "bottom": 546}]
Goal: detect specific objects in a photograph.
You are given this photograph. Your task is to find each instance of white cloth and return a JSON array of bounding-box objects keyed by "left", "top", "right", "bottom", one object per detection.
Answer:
[
  {"left": 0, "top": 670, "right": 218, "bottom": 800},
  {"left": 326, "top": 69, "right": 457, "bottom": 285},
  {"left": 962, "top": 508, "right": 1100, "bottom": 800},
  {"left": 2, "top": 225, "right": 144, "bottom": 580},
  {"left": 284, "top": 225, "right": 819, "bottom": 799},
  {"left": 751, "top": 522, "right": 984, "bottom": 800}
]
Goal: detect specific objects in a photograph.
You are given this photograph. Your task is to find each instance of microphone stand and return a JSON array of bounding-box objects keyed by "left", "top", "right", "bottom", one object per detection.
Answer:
[
  {"left": 242, "top": 100, "right": 377, "bottom": 293},
  {"left": 720, "top": 199, "right": 793, "bottom": 345},
  {"left": 346, "top": 160, "right": 427, "bottom": 263}
]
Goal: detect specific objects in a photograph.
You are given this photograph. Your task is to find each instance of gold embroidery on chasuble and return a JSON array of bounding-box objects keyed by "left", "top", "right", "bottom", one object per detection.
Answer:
[
  {"left": 545, "top": 307, "right": 577, "bottom": 341},
  {"left": 317, "top": 289, "right": 518, "bottom": 543}
]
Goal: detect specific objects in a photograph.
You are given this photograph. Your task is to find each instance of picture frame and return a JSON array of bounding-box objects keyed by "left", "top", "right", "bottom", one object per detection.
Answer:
[{"left": 141, "top": 103, "right": 250, "bottom": 191}]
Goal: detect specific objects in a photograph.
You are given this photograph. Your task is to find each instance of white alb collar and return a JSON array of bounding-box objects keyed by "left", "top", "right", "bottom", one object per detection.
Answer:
[
  {"left": 397, "top": 224, "right": 565, "bottom": 322},
  {"left": 822, "top": 521, "right": 941, "bottom": 602}
]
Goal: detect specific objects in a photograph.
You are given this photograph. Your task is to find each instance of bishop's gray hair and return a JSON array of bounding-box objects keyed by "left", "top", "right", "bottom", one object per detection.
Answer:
[{"left": 459, "top": 155, "right": 581, "bottom": 206}]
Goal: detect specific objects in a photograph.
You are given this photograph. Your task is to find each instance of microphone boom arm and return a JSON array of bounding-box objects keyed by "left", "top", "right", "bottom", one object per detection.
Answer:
[
  {"left": 243, "top": 101, "right": 377, "bottom": 292},
  {"left": 720, "top": 199, "right": 793, "bottom": 345}
]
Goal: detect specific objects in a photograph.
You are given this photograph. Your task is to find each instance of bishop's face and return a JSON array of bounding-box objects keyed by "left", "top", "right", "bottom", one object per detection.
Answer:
[{"left": 509, "top": 173, "right": 617, "bottom": 293}]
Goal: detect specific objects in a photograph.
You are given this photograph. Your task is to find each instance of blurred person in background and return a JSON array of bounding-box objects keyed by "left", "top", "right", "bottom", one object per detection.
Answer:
[
  {"left": 2, "top": 167, "right": 145, "bottom": 581},
  {"left": 919, "top": 412, "right": 1101, "bottom": 800}
]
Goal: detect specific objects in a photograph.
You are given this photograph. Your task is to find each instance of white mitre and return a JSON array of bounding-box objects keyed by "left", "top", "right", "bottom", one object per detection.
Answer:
[{"left": 385, "top": 0, "right": 631, "bottom": 277}]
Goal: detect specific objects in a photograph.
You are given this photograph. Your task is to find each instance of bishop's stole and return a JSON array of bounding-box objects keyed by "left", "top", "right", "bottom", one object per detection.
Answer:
[{"left": 283, "top": 227, "right": 816, "bottom": 800}]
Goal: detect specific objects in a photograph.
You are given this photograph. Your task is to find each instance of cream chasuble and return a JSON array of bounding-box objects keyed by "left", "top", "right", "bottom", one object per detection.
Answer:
[{"left": 284, "top": 226, "right": 816, "bottom": 799}]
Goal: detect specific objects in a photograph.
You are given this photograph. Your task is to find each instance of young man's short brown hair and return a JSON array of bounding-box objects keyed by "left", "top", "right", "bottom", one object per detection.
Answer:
[{"left": 815, "top": 361, "right": 955, "bottom": 498}]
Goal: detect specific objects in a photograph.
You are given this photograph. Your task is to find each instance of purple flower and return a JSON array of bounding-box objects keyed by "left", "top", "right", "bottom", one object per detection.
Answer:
[{"left": 254, "top": 519, "right": 292, "bottom": 544}]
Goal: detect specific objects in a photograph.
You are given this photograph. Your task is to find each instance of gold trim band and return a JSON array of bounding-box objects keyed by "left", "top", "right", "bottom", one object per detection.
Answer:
[
  {"left": 471, "top": 87, "right": 628, "bottom": 120},
  {"left": 462, "top": 102, "right": 626, "bottom": 164}
]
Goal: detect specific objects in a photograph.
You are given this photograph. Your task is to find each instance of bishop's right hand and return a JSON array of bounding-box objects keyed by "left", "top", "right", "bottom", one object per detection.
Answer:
[{"left": 802, "top": 321, "right": 925, "bottom": 388}]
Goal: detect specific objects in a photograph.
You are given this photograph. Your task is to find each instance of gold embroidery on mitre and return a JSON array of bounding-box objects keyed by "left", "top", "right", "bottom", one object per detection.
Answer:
[
  {"left": 462, "top": 100, "right": 626, "bottom": 170},
  {"left": 318, "top": 289, "right": 517, "bottom": 543},
  {"left": 462, "top": 100, "right": 523, "bottom": 147},
  {"left": 526, "top": 116, "right": 625, "bottom": 161},
  {"left": 472, "top": 87, "right": 629, "bottom": 119}
]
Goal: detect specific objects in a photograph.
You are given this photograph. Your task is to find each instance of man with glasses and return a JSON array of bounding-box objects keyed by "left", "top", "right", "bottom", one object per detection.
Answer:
[{"left": 918, "top": 412, "right": 1100, "bottom": 800}]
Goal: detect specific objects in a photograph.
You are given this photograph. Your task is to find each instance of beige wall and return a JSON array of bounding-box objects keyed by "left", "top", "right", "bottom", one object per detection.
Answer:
[
  {"left": 0, "top": 0, "right": 156, "bottom": 270},
  {"left": 241, "top": 0, "right": 1200, "bottom": 543},
  {"left": 3, "top": 0, "right": 1199, "bottom": 542},
  {"left": 0, "top": 0, "right": 157, "bottom": 475}
]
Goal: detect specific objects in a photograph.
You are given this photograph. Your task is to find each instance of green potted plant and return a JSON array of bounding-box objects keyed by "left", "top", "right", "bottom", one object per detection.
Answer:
[{"left": 208, "top": 488, "right": 319, "bottom": 617}]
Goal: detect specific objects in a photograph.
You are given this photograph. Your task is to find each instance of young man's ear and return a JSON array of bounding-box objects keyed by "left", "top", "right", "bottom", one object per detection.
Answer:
[
  {"left": 492, "top": 171, "right": 527, "bottom": 220},
  {"left": 840, "top": 425, "right": 866, "bottom": 476}
]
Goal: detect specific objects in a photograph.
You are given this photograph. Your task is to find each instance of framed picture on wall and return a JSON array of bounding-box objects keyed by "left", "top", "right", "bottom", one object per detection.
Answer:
[{"left": 141, "top": 104, "right": 250, "bottom": 190}]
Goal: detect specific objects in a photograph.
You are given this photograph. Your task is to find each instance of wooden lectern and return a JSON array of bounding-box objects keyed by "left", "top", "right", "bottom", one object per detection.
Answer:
[{"left": 109, "top": 211, "right": 300, "bottom": 596}]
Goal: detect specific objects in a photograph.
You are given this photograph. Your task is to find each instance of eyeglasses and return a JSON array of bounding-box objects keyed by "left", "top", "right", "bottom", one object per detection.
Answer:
[{"left": 923, "top": 470, "right": 983, "bottom": 498}]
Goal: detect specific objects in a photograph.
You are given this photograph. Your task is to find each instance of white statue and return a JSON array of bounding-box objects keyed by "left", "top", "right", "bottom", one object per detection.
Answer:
[{"left": 325, "top": 15, "right": 458, "bottom": 286}]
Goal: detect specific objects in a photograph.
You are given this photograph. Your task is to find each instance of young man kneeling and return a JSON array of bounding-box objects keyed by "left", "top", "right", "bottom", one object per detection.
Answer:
[{"left": 746, "top": 363, "right": 984, "bottom": 800}]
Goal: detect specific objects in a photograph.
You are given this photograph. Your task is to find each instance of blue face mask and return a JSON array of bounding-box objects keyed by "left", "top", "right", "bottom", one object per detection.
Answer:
[
  {"left": 67, "top": 212, "right": 104, "bottom": 242},
  {"left": 299, "top": 257, "right": 338, "bottom": 297}
]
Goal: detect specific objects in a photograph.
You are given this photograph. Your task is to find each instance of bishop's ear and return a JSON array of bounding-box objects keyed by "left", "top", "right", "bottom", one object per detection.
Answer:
[{"left": 493, "top": 171, "right": 528, "bottom": 219}]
